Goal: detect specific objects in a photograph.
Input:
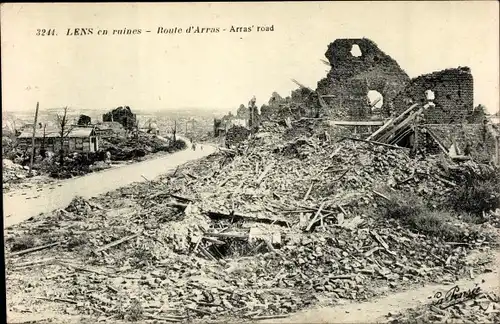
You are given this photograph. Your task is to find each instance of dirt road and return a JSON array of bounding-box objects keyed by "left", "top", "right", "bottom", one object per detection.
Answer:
[
  {"left": 3, "top": 143, "right": 216, "bottom": 228},
  {"left": 257, "top": 245, "right": 500, "bottom": 324}
]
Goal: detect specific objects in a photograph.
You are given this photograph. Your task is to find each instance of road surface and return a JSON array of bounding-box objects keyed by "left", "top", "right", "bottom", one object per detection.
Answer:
[{"left": 3, "top": 143, "right": 216, "bottom": 228}]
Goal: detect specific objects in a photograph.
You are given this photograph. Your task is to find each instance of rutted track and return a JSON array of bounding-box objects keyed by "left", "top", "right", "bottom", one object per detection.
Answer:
[{"left": 3, "top": 142, "right": 216, "bottom": 228}]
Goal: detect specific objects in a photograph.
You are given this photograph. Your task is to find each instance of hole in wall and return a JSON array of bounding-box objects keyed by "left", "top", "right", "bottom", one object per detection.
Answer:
[
  {"left": 446, "top": 94, "right": 452, "bottom": 100},
  {"left": 350, "top": 44, "right": 362, "bottom": 57},
  {"left": 367, "top": 90, "right": 383, "bottom": 111},
  {"left": 425, "top": 89, "right": 435, "bottom": 101}
]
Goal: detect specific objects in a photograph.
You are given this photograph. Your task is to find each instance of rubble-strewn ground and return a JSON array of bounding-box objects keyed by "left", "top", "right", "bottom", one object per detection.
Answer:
[
  {"left": 2, "top": 134, "right": 187, "bottom": 192},
  {"left": 5, "top": 120, "right": 500, "bottom": 323},
  {"left": 386, "top": 289, "right": 500, "bottom": 323},
  {"left": 3, "top": 158, "right": 56, "bottom": 193}
]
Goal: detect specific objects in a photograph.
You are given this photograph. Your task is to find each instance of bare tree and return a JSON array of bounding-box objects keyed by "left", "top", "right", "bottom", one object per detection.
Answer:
[
  {"left": 5, "top": 117, "right": 21, "bottom": 138},
  {"left": 55, "top": 106, "right": 72, "bottom": 165}
]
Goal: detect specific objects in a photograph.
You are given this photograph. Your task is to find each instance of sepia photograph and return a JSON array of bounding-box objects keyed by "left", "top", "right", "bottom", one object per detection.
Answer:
[{"left": 2, "top": 1, "right": 500, "bottom": 323}]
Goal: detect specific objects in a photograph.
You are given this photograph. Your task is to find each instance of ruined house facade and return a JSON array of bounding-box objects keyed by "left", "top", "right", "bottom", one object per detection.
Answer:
[
  {"left": 316, "top": 38, "right": 410, "bottom": 120},
  {"left": 392, "top": 67, "right": 474, "bottom": 124},
  {"left": 255, "top": 38, "right": 496, "bottom": 162},
  {"left": 266, "top": 38, "right": 475, "bottom": 126}
]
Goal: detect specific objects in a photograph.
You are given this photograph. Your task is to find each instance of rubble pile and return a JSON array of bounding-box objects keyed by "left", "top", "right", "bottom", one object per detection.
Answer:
[
  {"left": 386, "top": 290, "right": 500, "bottom": 323},
  {"left": 225, "top": 126, "right": 250, "bottom": 148},
  {"left": 100, "top": 134, "right": 185, "bottom": 161},
  {"left": 2, "top": 159, "right": 30, "bottom": 183},
  {"left": 2, "top": 158, "right": 56, "bottom": 192},
  {"left": 102, "top": 106, "right": 137, "bottom": 130},
  {"left": 5, "top": 122, "right": 499, "bottom": 322}
]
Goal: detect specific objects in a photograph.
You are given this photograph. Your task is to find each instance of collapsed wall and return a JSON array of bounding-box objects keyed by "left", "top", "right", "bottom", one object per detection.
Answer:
[
  {"left": 426, "top": 124, "right": 496, "bottom": 162},
  {"left": 392, "top": 67, "right": 474, "bottom": 124},
  {"left": 317, "top": 38, "right": 410, "bottom": 120},
  {"left": 260, "top": 88, "right": 318, "bottom": 122}
]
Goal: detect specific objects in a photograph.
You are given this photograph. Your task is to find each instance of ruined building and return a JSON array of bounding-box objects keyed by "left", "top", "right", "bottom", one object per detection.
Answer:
[
  {"left": 392, "top": 67, "right": 474, "bottom": 124},
  {"left": 316, "top": 38, "right": 410, "bottom": 120},
  {"left": 102, "top": 106, "right": 137, "bottom": 131},
  {"left": 254, "top": 37, "right": 496, "bottom": 163}
]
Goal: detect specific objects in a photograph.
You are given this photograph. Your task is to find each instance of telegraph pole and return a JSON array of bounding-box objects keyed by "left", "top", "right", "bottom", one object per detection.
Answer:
[{"left": 28, "top": 102, "right": 40, "bottom": 177}]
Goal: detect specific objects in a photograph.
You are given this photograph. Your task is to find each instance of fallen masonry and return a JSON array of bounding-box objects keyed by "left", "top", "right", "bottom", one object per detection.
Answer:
[
  {"left": 5, "top": 120, "right": 500, "bottom": 322},
  {"left": 5, "top": 37, "right": 500, "bottom": 323}
]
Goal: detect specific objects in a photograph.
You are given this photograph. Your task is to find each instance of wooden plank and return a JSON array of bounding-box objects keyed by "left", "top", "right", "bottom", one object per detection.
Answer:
[
  {"left": 96, "top": 233, "right": 140, "bottom": 253},
  {"left": 378, "top": 108, "right": 423, "bottom": 143},
  {"left": 9, "top": 242, "right": 61, "bottom": 257},
  {"left": 392, "top": 103, "right": 420, "bottom": 125},
  {"left": 422, "top": 127, "right": 448, "bottom": 154},
  {"left": 342, "top": 136, "right": 409, "bottom": 150},
  {"left": 366, "top": 118, "right": 395, "bottom": 141},
  {"left": 327, "top": 120, "right": 384, "bottom": 126}
]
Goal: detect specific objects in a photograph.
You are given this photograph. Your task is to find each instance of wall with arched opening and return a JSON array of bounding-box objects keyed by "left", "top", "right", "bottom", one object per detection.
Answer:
[
  {"left": 392, "top": 67, "right": 473, "bottom": 124},
  {"left": 317, "top": 38, "right": 410, "bottom": 120}
]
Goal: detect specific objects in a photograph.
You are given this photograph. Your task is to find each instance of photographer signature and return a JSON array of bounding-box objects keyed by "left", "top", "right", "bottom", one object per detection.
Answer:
[{"left": 431, "top": 284, "right": 482, "bottom": 309}]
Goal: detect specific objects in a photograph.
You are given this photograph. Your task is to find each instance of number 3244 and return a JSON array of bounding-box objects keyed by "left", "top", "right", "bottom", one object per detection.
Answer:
[{"left": 36, "top": 29, "right": 56, "bottom": 36}]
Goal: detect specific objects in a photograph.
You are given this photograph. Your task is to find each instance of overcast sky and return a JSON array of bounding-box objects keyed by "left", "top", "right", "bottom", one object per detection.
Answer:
[{"left": 1, "top": 2, "right": 499, "bottom": 114}]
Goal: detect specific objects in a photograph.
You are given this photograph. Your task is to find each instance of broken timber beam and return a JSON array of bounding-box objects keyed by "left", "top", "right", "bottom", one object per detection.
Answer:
[
  {"left": 328, "top": 120, "right": 384, "bottom": 126},
  {"left": 9, "top": 242, "right": 61, "bottom": 257},
  {"left": 206, "top": 210, "right": 290, "bottom": 227},
  {"left": 342, "top": 137, "right": 409, "bottom": 150},
  {"left": 378, "top": 107, "right": 423, "bottom": 143},
  {"left": 96, "top": 233, "right": 140, "bottom": 253},
  {"left": 392, "top": 103, "right": 420, "bottom": 125},
  {"left": 366, "top": 118, "right": 395, "bottom": 141},
  {"left": 305, "top": 201, "right": 326, "bottom": 232},
  {"left": 204, "top": 232, "right": 248, "bottom": 239},
  {"left": 425, "top": 127, "right": 449, "bottom": 155},
  {"left": 169, "top": 193, "right": 195, "bottom": 202}
]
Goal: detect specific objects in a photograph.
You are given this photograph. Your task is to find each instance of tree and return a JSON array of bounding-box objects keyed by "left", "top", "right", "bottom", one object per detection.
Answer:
[
  {"left": 4, "top": 117, "right": 22, "bottom": 138},
  {"left": 77, "top": 114, "right": 92, "bottom": 126},
  {"left": 55, "top": 106, "right": 72, "bottom": 165}
]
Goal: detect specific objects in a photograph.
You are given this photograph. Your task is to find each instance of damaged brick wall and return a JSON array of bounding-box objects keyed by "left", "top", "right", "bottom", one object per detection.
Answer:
[
  {"left": 393, "top": 67, "right": 474, "bottom": 124},
  {"left": 260, "top": 88, "right": 315, "bottom": 121},
  {"left": 316, "top": 38, "right": 410, "bottom": 120}
]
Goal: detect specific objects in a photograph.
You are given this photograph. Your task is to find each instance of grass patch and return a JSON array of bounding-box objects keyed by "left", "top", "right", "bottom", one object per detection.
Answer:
[
  {"left": 445, "top": 167, "right": 500, "bottom": 219},
  {"left": 10, "top": 235, "right": 36, "bottom": 252},
  {"left": 381, "top": 191, "right": 470, "bottom": 241}
]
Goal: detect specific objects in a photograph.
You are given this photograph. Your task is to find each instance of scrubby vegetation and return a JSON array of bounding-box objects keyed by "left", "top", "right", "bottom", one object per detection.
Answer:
[
  {"left": 446, "top": 168, "right": 500, "bottom": 218},
  {"left": 381, "top": 191, "right": 471, "bottom": 241}
]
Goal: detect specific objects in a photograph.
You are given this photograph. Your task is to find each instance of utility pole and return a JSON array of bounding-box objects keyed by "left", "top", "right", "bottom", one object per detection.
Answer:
[
  {"left": 28, "top": 102, "right": 39, "bottom": 177},
  {"left": 173, "top": 120, "right": 177, "bottom": 142},
  {"left": 495, "top": 135, "right": 499, "bottom": 166}
]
